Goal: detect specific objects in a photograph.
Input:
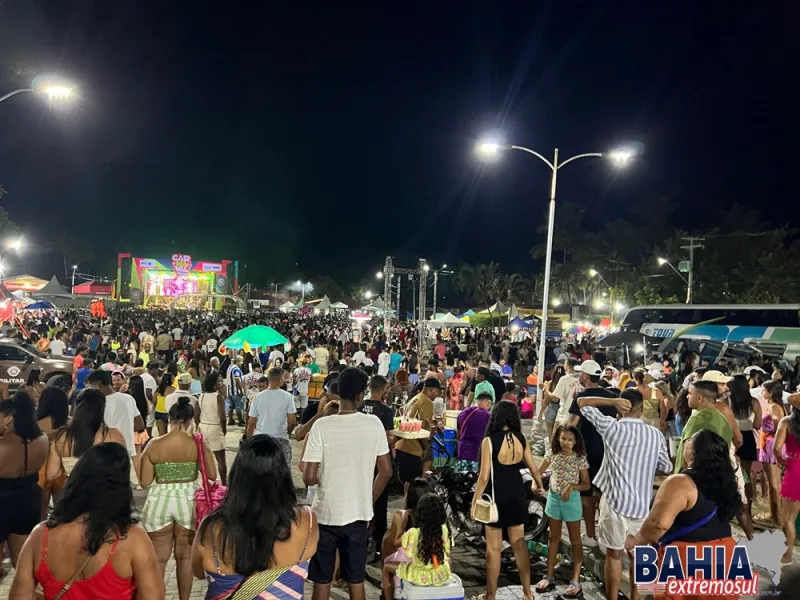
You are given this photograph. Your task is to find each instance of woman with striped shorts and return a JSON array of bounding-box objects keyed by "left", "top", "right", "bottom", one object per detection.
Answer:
[{"left": 139, "top": 397, "right": 218, "bottom": 600}]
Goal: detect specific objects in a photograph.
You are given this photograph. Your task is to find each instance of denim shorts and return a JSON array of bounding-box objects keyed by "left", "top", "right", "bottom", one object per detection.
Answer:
[
  {"left": 545, "top": 489, "right": 583, "bottom": 522},
  {"left": 227, "top": 395, "right": 244, "bottom": 411},
  {"left": 544, "top": 402, "right": 560, "bottom": 423}
]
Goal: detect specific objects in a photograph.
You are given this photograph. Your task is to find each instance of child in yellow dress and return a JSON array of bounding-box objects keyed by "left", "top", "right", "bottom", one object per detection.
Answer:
[{"left": 384, "top": 493, "right": 452, "bottom": 600}]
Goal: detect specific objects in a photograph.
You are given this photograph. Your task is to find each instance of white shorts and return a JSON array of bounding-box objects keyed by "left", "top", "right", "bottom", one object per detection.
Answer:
[
  {"left": 598, "top": 496, "right": 644, "bottom": 551},
  {"left": 296, "top": 395, "right": 309, "bottom": 410}
]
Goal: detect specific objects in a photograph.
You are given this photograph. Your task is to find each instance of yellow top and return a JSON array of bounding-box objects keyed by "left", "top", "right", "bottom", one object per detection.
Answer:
[{"left": 397, "top": 525, "right": 451, "bottom": 586}]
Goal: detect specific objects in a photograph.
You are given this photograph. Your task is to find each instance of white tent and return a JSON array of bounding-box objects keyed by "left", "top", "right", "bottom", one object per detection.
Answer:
[
  {"left": 280, "top": 301, "right": 298, "bottom": 312},
  {"left": 508, "top": 304, "right": 520, "bottom": 320},
  {"left": 331, "top": 301, "right": 349, "bottom": 310},
  {"left": 316, "top": 295, "right": 332, "bottom": 310},
  {"left": 429, "top": 312, "right": 470, "bottom": 327},
  {"left": 480, "top": 301, "right": 507, "bottom": 315}
]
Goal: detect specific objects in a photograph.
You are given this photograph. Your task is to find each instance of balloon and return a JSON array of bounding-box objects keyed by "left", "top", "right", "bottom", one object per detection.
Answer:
[{"left": 243, "top": 341, "right": 251, "bottom": 352}]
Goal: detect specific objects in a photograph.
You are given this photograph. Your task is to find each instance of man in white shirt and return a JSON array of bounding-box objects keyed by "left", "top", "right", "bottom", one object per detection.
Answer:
[
  {"left": 246, "top": 367, "right": 297, "bottom": 466},
  {"left": 553, "top": 357, "right": 581, "bottom": 424},
  {"left": 165, "top": 373, "right": 198, "bottom": 420},
  {"left": 86, "top": 370, "right": 143, "bottom": 457},
  {"left": 292, "top": 359, "right": 312, "bottom": 410},
  {"left": 377, "top": 348, "right": 390, "bottom": 377},
  {"left": 268, "top": 346, "right": 285, "bottom": 365},
  {"left": 303, "top": 368, "right": 392, "bottom": 600},
  {"left": 49, "top": 334, "right": 67, "bottom": 357},
  {"left": 314, "top": 344, "right": 330, "bottom": 374},
  {"left": 171, "top": 326, "right": 183, "bottom": 342},
  {"left": 352, "top": 343, "right": 367, "bottom": 366},
  {"left": 140, "top": 362, "right": 160, "bottom": 432}
]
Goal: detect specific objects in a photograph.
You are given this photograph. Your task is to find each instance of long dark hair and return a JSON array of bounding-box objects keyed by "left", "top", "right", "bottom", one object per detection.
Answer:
[
  {"left": 57, "top": 389, "right": 106, "bottom": 457},
  {"left": 36, "top": 387, "right": 70, "bottom": 429},
  {"left": 413, "top": 493, "right": 447, "bottom": 567},
  {"left": 790, "top": 407, "right": 800, "bottom": 441},
  {"left": 687, "top": 430, "right": 741, "bottom": 521},
  {"left": 549, "top": 364, "right": 566, "bottom": 389},
  {"left": 198, "top": 435, "right": 299, "bottom": 574},
  {"left": 127, "top": 376, "right": 149, "bottom": 425},
  {"left": 0, "top": 392, "right": 42, "bottom": 441},
  {"left": 405, "top": 478, "right": 432, "bottom": 514},
  {"left": 550, "top": 424, "right": 586, "bottom": 456},
  {"left": 728, "top": 375, "right": 752, "bottom": 419},
  {"left": 157, "top": 372, "right": 174, "bottom": 396},
  {"left": 47, "top": 443, "right": 136, "bottom": 555},
  {"left": 674, "top": 388, "right": 692, "bottom": 426},
  {"left": 485, "top": 400, "right": 522, "bottom": 437}
]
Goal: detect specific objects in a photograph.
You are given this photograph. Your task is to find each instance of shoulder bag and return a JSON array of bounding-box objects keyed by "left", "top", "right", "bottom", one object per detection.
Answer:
[
  {"left": 193, "top": 432, "right": 227, "bottom": 529},
  {"left": 472, "top": 437, "right": 498, "bottom": 524}
]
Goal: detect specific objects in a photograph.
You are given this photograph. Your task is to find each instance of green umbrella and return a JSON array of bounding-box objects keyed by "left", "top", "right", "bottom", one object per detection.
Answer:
[{"left": 221, "top": 325, "right": 288, "bottom": 350}]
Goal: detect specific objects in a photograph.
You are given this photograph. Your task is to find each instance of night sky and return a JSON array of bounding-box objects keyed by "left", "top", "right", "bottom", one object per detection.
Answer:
[{"left": 0, "top": 2, "right": 795, "bottom": 289}]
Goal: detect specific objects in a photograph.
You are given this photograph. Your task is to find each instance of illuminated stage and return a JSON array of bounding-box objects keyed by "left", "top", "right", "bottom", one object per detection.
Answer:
[{"left": 115, "top": 253, "right": 238, "bottom": 310}]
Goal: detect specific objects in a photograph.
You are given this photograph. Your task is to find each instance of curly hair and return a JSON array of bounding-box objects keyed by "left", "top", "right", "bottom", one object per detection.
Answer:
[
  {"left": 413, "top": 493, "right": 447, "bottom": 567},
  {"left": 687, "top": 430, "right": 741, "bottom": 521},
  {"left": 550, "top": 425, "right": 586, "bottom": 456}
]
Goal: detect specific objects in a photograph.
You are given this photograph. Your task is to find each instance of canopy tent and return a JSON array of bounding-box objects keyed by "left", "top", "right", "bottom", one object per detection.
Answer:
[
  {"left": 315, "top": 295, "right": 332, "bottom": 310},
  {"left": 24, "top": 300, "right": 56, "bottom": 310},
  {"left": 351, "top": 312, "right": 372, "bottom": 321},
  {"left": 32, "top": 275, "right": 71, "bottom": 297},
  {"left": 480, "top": 301, "right": 507, "bottom": 314},
  {"left": 221, "top": 325, "right": 288, "bottom": 350},
  {"left": 508, "top": 304, "right": 521, "bottom": 320},
  {"left": 330, "top": 301, "right": 349, "bottom": 309},
  {"left": 462, "top": 309, "right": 476, "bottom": 316},
  {"left": 429, "top": 312, "right": 471, "bottom": 327},
  {"left": 508, "top": 317, "right": 532, "bottom": 329},
  {"left": 597, "top": 330, "right": 657, "bottom": 347},
  {"left": 0, "top": 281, "right": 15, "bottom": 301},
  {"left": 279, "top": 301, "right": 299, "bottom": 312},
  {"left": 1, "top": 274, "right": 48, "bottom": 293}
]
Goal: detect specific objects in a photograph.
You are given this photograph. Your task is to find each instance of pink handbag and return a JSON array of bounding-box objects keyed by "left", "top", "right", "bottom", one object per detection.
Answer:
[{"left": 193, "top": 432, "right": 227, "bottom": 529}]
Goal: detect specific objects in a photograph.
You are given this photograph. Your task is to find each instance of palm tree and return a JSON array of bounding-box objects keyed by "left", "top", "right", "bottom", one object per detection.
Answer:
[{"left": 456, "top": 262, "right": 504, "bottom": 326}]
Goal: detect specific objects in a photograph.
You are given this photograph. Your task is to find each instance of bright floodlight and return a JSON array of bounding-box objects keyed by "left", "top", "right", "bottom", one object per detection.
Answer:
[
  {"left": 594, "top": 300, "right": 605, "bottom": 309},
  {"left": 476, "top": 142, "right": 502, "bottom": 158},
  {"left": 423, "top": 264, "right": 430, "bottom": 272},
  {"left": 441, "top": 264, "right": 447, "bottom": 269},
  {"left": 365, "top": 290, "right": 373, "bottom": 299},
  {"left": 296, "top": 280, "right": 302, "bottom": 286},
  {"left": 552, "top": 298, "right": 561, "bottom": 307},
  {"left": 376, "top": 271, "right": 383, "bottom": 279},
  {"left": 72, "top": 264, "right": 78, "bottom": 270},
  {"left": 43, "top": 85, "right": 75, "bottom": 100},
  {"left": 608, "top": 148, "right": 634, "bottom": 165},
  {"left": 657, "top": 257, "right": 667, "bottom": 266},
  {"left": 614, "top": 302, "right": 625, "bottom": 312},
  {"left": 588, "top": 268, "right": 598, "bottom": 277},
  {"left": 7, "top": 238, "right": 23, "bottom": 251}
]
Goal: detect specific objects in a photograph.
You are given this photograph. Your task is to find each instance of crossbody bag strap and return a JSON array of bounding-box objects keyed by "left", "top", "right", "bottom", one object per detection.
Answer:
[
  {"left": 488, "top": 437, "right": 495, "bottom": 501},
  {"left": 658, "top": 507, "right": 717, "bottom": 547},
  {"left": 52, "top": 554, "right": 94, "bottom": 600},
  {"left": 193, "top": 433, "right": 212, "bottom": 500}
]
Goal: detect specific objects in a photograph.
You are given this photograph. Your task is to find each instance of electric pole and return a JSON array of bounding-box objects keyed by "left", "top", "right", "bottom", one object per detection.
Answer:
[
  {"left": 681, "top": 237, "right": 704, "bottom": 304},
  {"left": 382, "top": 256, "right": 393, "bottom": 334},
  {"left": 418, "top": 258, "right": 428, "bottom": 342}
]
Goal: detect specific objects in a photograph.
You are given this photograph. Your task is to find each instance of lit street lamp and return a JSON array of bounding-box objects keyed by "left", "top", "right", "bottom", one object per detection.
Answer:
[
  {"left": 656, "top": 257, "right": 690, "bottom": 301},
  {"left": 589, "top": 269, "right": 621, "bottom": 325},
  {"left": 1, "top": 79, "right": 76, "bottom": 105},
  {"left": 364, "top": 290, "right": 374, "bottom": 300},
  {"left": 295, "top": 280, "right": 312, "bottom": 303},
  {"left": 429, "top": 263, "right": 453, "bottom": 319},
  {"left": 477, "top": 140, "right": 633, "bottom": 405},
  {"left": 0, "top": 237, "right": 24, "bottom": 283},
  {"left": 72, "top": 264, "right": 79, "bottom": 291}
]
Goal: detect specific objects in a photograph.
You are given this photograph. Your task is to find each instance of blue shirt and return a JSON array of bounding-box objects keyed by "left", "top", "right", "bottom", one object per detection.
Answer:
[
  {"left": 227, "top": 365, "right": 244, "bottom": 397},
  {"left": 76, "top": 368, "right": 93, "bottom": 390},
  {"left": 389, "top": 353, "right": 402, "bottom": 372}
]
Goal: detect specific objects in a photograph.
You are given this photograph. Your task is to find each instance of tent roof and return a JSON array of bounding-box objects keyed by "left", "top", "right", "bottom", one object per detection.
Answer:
[
  {"left": 331, "top": 301, "right": 349, "bottom": 309},
  {"left": 509, "top": 316, "right": 532, "bottom": 329},
  {"left": 480, "top": 301, "right": 507, "bottom": 314},
  {"left": 462, "top": 309, "right": 476, "bottom": 316},
  {"left": 32, "top": 275, "right": 71, "bottom": 297},
  {"left": 316, "top": 295, "right": 332, "bottom": 310},
  {"left": 72, "top": 281, "right": 113, "bottom": 295},
  {"left": 1, "top": 274, "right": 48, "bottom": 292},
  {"left": 0, "top": 281, "right": 15, "bottom": 301},
  {"left": 430, "top": 312, "right": 470, "bottom": 327}
]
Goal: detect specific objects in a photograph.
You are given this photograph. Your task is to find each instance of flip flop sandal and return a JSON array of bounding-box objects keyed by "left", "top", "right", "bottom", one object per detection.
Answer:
[
  {"left": 560, "top": 581, "right": 583, "bottom": 599},
  {"left": 534, "top": 576, "right": 555, "bottom": 593}
]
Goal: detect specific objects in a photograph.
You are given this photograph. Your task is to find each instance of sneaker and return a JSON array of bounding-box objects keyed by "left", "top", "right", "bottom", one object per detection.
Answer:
[{"left": 582, "top": 535, "right": 599, "bottom": 548}]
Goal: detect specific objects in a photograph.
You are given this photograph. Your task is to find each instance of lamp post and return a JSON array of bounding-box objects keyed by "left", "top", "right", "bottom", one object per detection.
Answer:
[
  {"left": 589, "top": 269, "right": 622, "bottom": 325},
  {"left": 1, "top": 82, "right": 76, "bottom": 105},
  {"left": 296, "top": 280, "right": 311, "bottom": 303},
  {"left": 71, "top": 265, "right": 78, "bottom": 291},
  {"left": 656, "top": 257, "right": 690, "bottom": 302},
  {"left": 430, "top": 264, "right": 453, "bottom": 319},
  {"left": 477, "top": 142, "right": 633, "bottom": 404}
]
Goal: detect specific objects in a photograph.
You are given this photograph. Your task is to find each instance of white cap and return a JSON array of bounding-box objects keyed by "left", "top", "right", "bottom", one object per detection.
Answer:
[
  {"left": 575, "top": 359, "right": 602, "bottom": 377},
  {"left": 702, "top": 370, "right": 732, "bottom": 384}
]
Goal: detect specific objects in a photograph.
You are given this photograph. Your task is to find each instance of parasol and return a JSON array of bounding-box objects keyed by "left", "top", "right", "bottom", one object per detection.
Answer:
[{"left": 221, "top": 325, "right": 288, "bottom": 350}]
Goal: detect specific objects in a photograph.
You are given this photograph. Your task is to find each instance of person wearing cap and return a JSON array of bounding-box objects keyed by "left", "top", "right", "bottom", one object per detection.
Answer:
[
  {"left": 395, "top": 378, "right": 442, "bottom": 490},
  {"left": 111, "top": 370, "right": 126, "bottom": 393},
  {"left": 165, "top": 372, "right": 198, "bottom": 432},
  {"left": 568, "top": 359, "right": 620, "bottom": 549}
]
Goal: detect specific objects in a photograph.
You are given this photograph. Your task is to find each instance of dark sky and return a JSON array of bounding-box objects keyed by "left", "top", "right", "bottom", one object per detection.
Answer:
[{"left": 0, "top": 1, "right": 796, "bottom": 287}]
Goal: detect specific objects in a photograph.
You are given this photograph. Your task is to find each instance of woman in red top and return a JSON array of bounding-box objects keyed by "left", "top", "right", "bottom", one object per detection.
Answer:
[{"left": 9, "top": 443, "right": 164, "bottom": 600}]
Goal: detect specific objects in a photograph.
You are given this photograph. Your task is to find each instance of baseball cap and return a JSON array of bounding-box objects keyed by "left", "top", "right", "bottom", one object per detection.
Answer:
[
  {"left": 743, "top": 366, "right": 766, "bottom": 375},
  {"left": 177, "top": 373, "right": 193, "bottom": 385},
  {"left": 423, "top": 378, "right": 442, "bottom": 390},
  {"left": 147, "top": 361, "right": 163, "bottom": 371},
  {"left": 702, "top": 370, "right": 732, "bottom": 384},
  {"left": 575, "top": 360, "right": 602, "bottom": 377}
]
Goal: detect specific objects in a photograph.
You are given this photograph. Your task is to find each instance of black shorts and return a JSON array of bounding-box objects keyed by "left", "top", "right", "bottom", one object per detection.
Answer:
[
  {"left": 154, "top": 411, "right": 168, "bottom": 423},
  {"left": 308, "top": 521, "right": 369, "bottom": 584},
  {"left": 396, "top": 449, "right": 423, "bottom": 484},
  {"left": 580, "top": 463, "right": 601, "bottom": 497},
  {"left": 737, "top": 430, "right": 758, "bottom": 462},
  {"left": 0, "top": 482, "right": 41, "bottom": 542}
]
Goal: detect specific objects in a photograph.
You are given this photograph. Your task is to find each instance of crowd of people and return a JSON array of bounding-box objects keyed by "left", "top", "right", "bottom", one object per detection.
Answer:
[{"left": 0, "top": 307, "right": 798, "bottom": 599}]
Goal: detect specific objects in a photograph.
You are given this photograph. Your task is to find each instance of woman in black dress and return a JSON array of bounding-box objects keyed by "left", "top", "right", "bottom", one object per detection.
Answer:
[{"left": 471, "top": 401, "right": 544, "bottom": 600}]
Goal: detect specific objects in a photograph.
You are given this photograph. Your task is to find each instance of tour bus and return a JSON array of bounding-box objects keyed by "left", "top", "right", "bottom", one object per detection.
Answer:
[{"left": 619, "top": 304, "right": 800, "bottom": 360}]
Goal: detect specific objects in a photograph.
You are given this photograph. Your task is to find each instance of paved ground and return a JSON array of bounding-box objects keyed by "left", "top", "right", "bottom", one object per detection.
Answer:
[{"left": 1, "top": 417, "right": 796, "bottom": 599}]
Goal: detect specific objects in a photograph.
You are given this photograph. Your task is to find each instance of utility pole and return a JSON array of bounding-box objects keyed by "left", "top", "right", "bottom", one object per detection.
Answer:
[
  {"left": 418, "top": 258, "right": 428, "bottom": 342},
  {"left": 382, "top": 256, "right": 393, "bottom": 334},
  {"left": 396, "top": 274, "right": 401, "bottom": 319},
  {"left": 681, "top": 237, "right": 704, "bottom": 304},
  {"left": 432, "top": 271, "right": 439, "bottom": 318}
]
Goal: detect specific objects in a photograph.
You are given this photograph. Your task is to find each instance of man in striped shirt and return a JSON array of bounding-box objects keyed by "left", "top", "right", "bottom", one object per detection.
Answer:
[
  {"left": 226, "top": 355, "right": 245, "bottom": 426},
  {"left": 577, "top": 389, "right": 671, "bottom": 600}
]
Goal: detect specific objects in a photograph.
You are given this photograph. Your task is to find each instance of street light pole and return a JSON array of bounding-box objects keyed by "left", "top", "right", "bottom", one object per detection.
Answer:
[
  {"left": 0, "top": 88, "right": 34, "bottom": 104},
  {"left": 383, "top": 256, "right": 393, "bottom": 334},
  {"left": 71, "top": 265, "right": 78, "bottom": 291}
]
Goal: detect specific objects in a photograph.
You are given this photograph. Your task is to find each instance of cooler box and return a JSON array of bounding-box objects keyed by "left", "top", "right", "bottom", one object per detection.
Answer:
[
  {"left": 309, "top": 374, "right": 325, "bottom": 400},
  {"left": 396, "top": 574, "right": 464, "bottom": 600},
  {"left": 444, "top": 410, "right": 460, "bottom": 430}
]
